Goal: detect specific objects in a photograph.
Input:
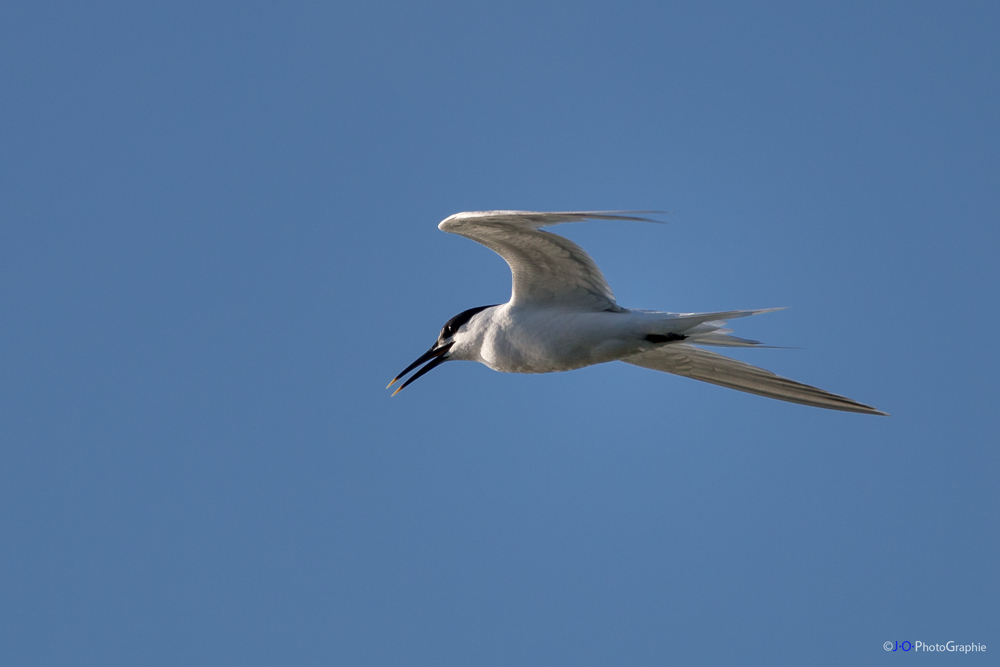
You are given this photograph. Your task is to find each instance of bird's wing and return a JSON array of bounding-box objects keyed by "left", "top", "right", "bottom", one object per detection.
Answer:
[
  {"left": 438, "top": 210, "right": 661, "bottom": 311},
  {"left": 623, "top": 343, "right": 887, "bottom": 415}
]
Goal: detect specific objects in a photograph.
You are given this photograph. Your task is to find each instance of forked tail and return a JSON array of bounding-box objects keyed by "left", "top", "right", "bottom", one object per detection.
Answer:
[{"left": 655, "top": 307, "right": 784, "bottom": 346}]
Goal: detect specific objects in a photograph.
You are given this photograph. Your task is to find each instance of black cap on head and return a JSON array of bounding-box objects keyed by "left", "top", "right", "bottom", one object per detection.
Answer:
[{"left": 438, "top": 304, "right": 497, "bottom": 342}]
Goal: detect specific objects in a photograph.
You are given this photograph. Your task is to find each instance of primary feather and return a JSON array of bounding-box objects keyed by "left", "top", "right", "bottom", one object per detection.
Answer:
[{"left": 623, "top": 343, "right": 886, "bottom": 415}]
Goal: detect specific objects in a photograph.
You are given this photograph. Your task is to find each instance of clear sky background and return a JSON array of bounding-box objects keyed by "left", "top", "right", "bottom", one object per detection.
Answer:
[{"left": 2, "top": 2, "right": 997, "bottom": 665}]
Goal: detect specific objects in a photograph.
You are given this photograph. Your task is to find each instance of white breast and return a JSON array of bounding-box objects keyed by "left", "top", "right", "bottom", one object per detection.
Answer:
[{"left": 477, "top": 305, "right": 646, "bottom": 374}]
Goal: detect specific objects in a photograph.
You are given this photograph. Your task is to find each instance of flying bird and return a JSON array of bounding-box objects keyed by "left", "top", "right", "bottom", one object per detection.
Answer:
[{"left": 388, "top": 211, "right": 886, "bottom": 415}]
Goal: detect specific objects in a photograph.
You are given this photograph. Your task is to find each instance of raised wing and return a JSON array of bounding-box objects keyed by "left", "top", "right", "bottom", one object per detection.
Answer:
[
  {"left": 623, "top": 343, "right": 887, "bottom": 415},
  {"left": 438, "top": 210, "right": 662, "bottom": 311}
]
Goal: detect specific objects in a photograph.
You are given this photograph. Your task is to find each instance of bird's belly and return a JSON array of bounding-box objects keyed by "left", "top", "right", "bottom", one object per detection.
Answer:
[
  {"left": 481, "top": 344, "right": 593, "bottom": 374},
  {"left": 478, "top": 313, "right": 641, "bottom": 374}
]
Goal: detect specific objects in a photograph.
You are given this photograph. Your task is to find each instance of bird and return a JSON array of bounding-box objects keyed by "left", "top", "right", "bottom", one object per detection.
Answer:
[{"left": 387, "top": 211, "right": 886, "bottom": 415}]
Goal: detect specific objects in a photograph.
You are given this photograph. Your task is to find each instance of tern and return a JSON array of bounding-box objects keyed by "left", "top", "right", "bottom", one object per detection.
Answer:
[{"left": 388, "top": 211, "right": 886, "bottom": 415}]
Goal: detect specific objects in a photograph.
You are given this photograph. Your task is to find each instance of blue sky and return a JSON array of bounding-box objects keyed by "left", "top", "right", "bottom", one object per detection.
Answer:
[{"left": 1, "top": 1, "right": 997, "bottom": 665}]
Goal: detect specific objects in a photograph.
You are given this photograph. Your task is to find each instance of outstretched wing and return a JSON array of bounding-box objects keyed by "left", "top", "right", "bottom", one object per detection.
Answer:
[
  {"left": 438, "top": 210, "right": 662, "bottom": 311},
  {"left": 623, "top": 343, "right": 887, "bottom": 415}
]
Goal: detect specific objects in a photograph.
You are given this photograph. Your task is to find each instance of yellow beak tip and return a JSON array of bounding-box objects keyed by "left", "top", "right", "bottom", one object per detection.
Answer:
[
  {"left": 391, "top": 386, "right": 403, "bottom": 397},
  {"left": 386, "top": 378, "right": 399, "bottom": 389}
]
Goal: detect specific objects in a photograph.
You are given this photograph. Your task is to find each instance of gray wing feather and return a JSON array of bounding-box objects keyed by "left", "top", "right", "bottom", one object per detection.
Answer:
[
  {"left": 438, "top": 210, "right": 661, "bottom": 311},
  {"left": 623, "top": 343, "right": 887, "bottom": 415}
]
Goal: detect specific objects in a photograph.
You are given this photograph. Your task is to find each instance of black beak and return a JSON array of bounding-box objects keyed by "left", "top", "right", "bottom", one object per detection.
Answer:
[{"left": 387, "top": 342, "right": 453, "bottom": 396}]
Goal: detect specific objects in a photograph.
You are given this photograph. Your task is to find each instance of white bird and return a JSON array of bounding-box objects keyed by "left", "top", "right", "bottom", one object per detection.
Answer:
[{"left": 388, "top": 211, "right": 886, "bottom": 415}]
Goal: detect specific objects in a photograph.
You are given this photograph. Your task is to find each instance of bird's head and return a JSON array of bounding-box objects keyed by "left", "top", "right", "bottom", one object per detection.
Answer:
[{"left": 387, "top": 304, "right": 497, "bottom": 395}]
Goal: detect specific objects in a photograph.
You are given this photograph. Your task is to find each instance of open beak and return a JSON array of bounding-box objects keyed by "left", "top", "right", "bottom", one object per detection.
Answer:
[{"left": 387, "top": 342, "right": 453, "bottom": 396}]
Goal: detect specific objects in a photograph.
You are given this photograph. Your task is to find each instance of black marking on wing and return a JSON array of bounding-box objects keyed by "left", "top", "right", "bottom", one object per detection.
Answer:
[{"left": 645, "top": 333, "right": 688, "bottom": 343}]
